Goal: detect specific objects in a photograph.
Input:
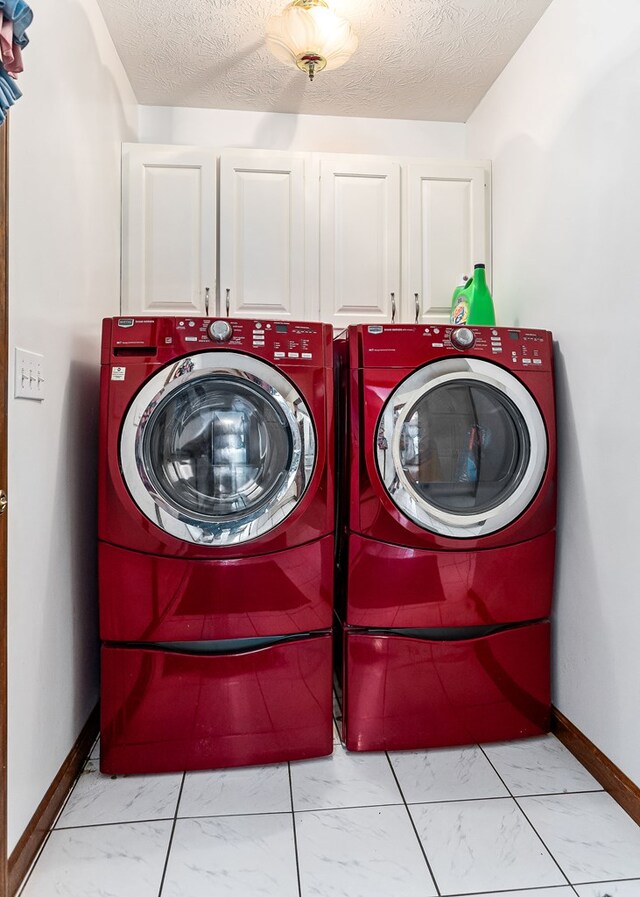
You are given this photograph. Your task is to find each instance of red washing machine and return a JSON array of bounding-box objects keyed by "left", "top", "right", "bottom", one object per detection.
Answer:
[
  {"left": 98, "top": 316, "right": 334, "bottom": 774},
  {"left": 339, "top": 324, "right": 556, "bottom": 751}
]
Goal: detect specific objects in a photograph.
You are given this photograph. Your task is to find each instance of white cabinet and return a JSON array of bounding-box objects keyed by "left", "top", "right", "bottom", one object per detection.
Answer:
[
  {"left": 406, "top": 163, "right": 489, "bottom": 325},
  {"left": 121, "top": 145, "right": 490, "bottom": 327},
  {"left": 319, "top": 157, "right": 401, "bottom": 329},
  {"left": 219, "top": 152, "right": 308, "bottom": 321},
  {"left": 122, "top": 144, "right": 216, "bottom": 317}
]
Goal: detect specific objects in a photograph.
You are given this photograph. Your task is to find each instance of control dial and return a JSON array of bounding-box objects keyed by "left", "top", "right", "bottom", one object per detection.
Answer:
[
  {"left": 208, "top": 320, "right": 233, "bottom": 343},
  {"left": 451, "top": 327, "right": 475, "bottom": 350}
]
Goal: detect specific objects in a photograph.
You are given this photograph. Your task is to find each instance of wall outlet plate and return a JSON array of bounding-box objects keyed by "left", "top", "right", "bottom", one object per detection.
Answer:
[{"left": 15, "top": 348, "right": 45, "bottom": 401}]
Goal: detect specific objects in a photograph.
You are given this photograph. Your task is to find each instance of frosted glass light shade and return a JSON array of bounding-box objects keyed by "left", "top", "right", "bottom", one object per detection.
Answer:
[{"left": 266, "top": 0, "right": 358, "bottom": 80}]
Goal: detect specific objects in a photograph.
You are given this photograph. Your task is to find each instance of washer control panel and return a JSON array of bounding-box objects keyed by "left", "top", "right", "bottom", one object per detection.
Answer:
[
  {"left": 359, "top": 324, "right": 553, "bottom": 371},
  {"left": 104, "top": 317, "right": 331, "bottom": 366}
]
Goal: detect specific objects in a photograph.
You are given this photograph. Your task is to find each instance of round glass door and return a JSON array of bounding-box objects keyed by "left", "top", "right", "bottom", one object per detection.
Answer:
[
  {"left": 376, "top": 358, "right": 547, "bottom": 538},
  {"left": 120, "top": 353, "right": 316, "bottom": 545}
]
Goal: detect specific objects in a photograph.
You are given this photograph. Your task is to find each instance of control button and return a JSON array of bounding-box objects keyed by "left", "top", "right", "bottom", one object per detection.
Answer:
[
  {"left": 188, "top": 321, "right": 195, "bottom": 328},
  {"left": 208, "top": 320, "right": 233, "bottom": 342},
  {"left": 185, "top": 336, "right": 198, "bottom": 342},
  {"left": 302, "top": 352, "right": 313, "bottom": 359},
  {"left": 255, "top": 322, "right": 263, "bottom": 330},
  {"left": 533, "top": 359, "right": 543, "bottom": 364},
  {"left": 522, "top": 358, "right": 532, "bottom": 364},
  {"left": 274, "top": 352, "right": 285, "bottom": 358},
  {"left": 431, "top": 342, "right": 444, "bottom": 348},
  {"left": 451, "top": 327, "right": 475, "bottom": 349},
  {"left": 288, "top": 352, "right": 300, "bottom": 358},
  {"left": 433, "top": 328, "right": 440, "bottom": 334},
  {"left": 492, "top": 329, "right": 498, "bottom": 335}
]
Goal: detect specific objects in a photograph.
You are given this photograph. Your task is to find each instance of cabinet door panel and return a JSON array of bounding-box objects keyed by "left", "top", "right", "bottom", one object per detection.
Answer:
[
  {"left": 408, "top": 164, "right": 488, "bottom": 325},
  {"left": 320, "top": 159, "right": 400, "bottom": 328},
  {"left": 122, "top": 145, "right": 216, "bottom": 316},
  {"left": 220, "top": 154, "right": 306, "bottom": 320}
]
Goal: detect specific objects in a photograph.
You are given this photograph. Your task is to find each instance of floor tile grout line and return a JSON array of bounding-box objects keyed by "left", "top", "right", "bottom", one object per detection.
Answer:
[
  {"left": 156, "top": 772, "right": 186, "bottom": 897},
  {"left": 384, "top": 790, "right": 605, "bottom": 806},
  {"left": 443, "top": 884, "right": 579, "bottom": 896},
  {"left": 383, "top": 751, "right": 442, "bottom": 897},
  {"left": 287, "top": 762, "right": 303, "bottom": 897},
  {"left": 477, "top": 742, "right": 604, "bottom": 799},
  {"left": 55, "top": 816, "right": 178, "bottom": 831},
  {"left": 55, "top": 802, "right": 425, "bottom": 830},
  {"left": 295, "top": 800, "right": 405, "bottom": 813},
  {"left": 480, "top": 744, "right": 575, "bottom": 891},
  {"left": 478, "top": 742, "right": 517, "bottom": 798},
  {"left": 512, "top": 793, "right": 576, "bottom": 892}
]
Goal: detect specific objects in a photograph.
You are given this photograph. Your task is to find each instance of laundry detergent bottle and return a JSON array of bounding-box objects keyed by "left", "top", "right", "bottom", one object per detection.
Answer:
[
  {"left": 449, "top": 274, "right": 468, "bottom": 315},
  {"left": 450, "top": 263, "right": 496, "bottom": 326}
]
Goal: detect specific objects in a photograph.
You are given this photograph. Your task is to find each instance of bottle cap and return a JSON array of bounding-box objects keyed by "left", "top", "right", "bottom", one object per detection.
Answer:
[{"left": 474, "top": 263, "right": 486, "bottom": 269}]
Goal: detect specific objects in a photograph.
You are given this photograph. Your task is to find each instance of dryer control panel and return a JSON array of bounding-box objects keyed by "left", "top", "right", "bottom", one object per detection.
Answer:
[
  {"left": 102, "top": 317, "right": 333, "bottom": 367},
  {"left": 355, "top": 324, "right": 553, "bottom": 371}
]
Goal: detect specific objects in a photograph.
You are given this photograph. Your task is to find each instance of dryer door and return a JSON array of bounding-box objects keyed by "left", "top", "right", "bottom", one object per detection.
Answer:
[
  {"left": 375, "top": 358, "right": 547, "bottom": 538},
  {"left": 120, "top": 352, "right": 316, "bottom": 546}
]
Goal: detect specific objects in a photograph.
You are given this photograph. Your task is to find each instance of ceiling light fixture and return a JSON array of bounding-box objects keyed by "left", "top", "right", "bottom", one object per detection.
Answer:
[{"left": 265, "top": 0, "right": 358, "bottom": 82}]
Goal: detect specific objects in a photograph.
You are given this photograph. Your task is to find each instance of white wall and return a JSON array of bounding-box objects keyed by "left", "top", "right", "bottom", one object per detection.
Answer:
[
  {"left": 7, "top": 0, "right": 137, "bottom": 852},
  {"left": 139, "top": 105, "right": 466, "bottom": 158},
  {"left": 467, "top": 0, "right": 640, "bottom": 784}
]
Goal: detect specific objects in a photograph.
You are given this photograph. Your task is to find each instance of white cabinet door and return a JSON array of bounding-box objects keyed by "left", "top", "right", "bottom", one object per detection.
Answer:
[
  {"left": 406, "top": 163, "right": 489, "bottom": 325},
  {"left": 122, "top": 144, "right": 216, "bottom": 316},
  {"left": 219, "top": 152, "right": 307, "bottom": 321},
  {"left": 319, "top": 157, "right": 401, "bottom": 329}
]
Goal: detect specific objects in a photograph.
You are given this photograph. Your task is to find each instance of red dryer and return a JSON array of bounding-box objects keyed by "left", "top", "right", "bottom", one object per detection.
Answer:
[
  {"left": 339, "top": 323, "right": 556, "bottom": 751},
  {"left": 98, "top": 316, "right": 334, "bottom": 774}
]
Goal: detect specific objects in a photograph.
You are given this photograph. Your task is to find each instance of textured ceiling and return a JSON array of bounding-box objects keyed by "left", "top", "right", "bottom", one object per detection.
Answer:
[{"left": 96, "top": 0, "right": 552, "bottom": 122}]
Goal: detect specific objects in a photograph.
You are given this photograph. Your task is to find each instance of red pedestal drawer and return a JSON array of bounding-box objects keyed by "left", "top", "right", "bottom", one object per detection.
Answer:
[
  {"left": 101, "top": 634, "right": 333, "bottom": 774},
  {"left": 343, "top": 622, "right": 550, "bottom": 752}
]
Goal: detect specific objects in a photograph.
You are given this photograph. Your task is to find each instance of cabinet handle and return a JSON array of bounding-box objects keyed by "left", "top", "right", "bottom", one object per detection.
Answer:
[
  {"left": 225, "top": 289, "right": 230, "bottom": 317},
  {"left": 414, "top": 292, "right": 420, "bottom": 324},
  {"left": 205, "top": 287, "right": 210, "bottom": 316},
  {"left": 391, "top": 292, "right": 396, "bottom": 323}
]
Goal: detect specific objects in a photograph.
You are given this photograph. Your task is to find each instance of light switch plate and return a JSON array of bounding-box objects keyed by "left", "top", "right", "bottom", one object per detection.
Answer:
[{"left": 15, "top": 348, "right": 45, "bottom": 401}]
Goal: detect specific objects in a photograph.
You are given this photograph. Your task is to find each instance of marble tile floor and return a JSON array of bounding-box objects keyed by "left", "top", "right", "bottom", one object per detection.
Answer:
[{"left": 18, "top": 708, "right": 640, "bottom": 897}]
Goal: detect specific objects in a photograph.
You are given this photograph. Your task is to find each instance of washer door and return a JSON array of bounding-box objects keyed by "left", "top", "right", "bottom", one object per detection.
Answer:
[
  {"left": 120, "top": 352, "right": 316, "bottom": 546},
  {"left": 375, "top": 358, "right": 547, "bottom": 538}
]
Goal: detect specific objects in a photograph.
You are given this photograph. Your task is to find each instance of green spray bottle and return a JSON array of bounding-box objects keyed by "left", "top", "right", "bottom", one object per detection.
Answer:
[{"left": 450, "top": 264, "right": 496, "bottom": 326}]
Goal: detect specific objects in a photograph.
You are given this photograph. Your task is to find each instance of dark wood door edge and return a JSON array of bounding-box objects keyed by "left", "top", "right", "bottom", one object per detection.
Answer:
[
  {"left": 8, "top": 705, "right": 99, "bottom": 897},
  {"left": 0, "top": 120, "right": 9, "bottom": 897},
  {"left": 552, "top": 705, "right": 640, "bottom": 826}
]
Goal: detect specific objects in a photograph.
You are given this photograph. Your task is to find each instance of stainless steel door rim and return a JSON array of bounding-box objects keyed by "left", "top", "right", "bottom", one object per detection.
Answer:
[
  {"left": 120, "top": 351, "right": 316, "bottom": 545},
  {"left": 375, "top": 357, "right": 547, "bottom": 538}
]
